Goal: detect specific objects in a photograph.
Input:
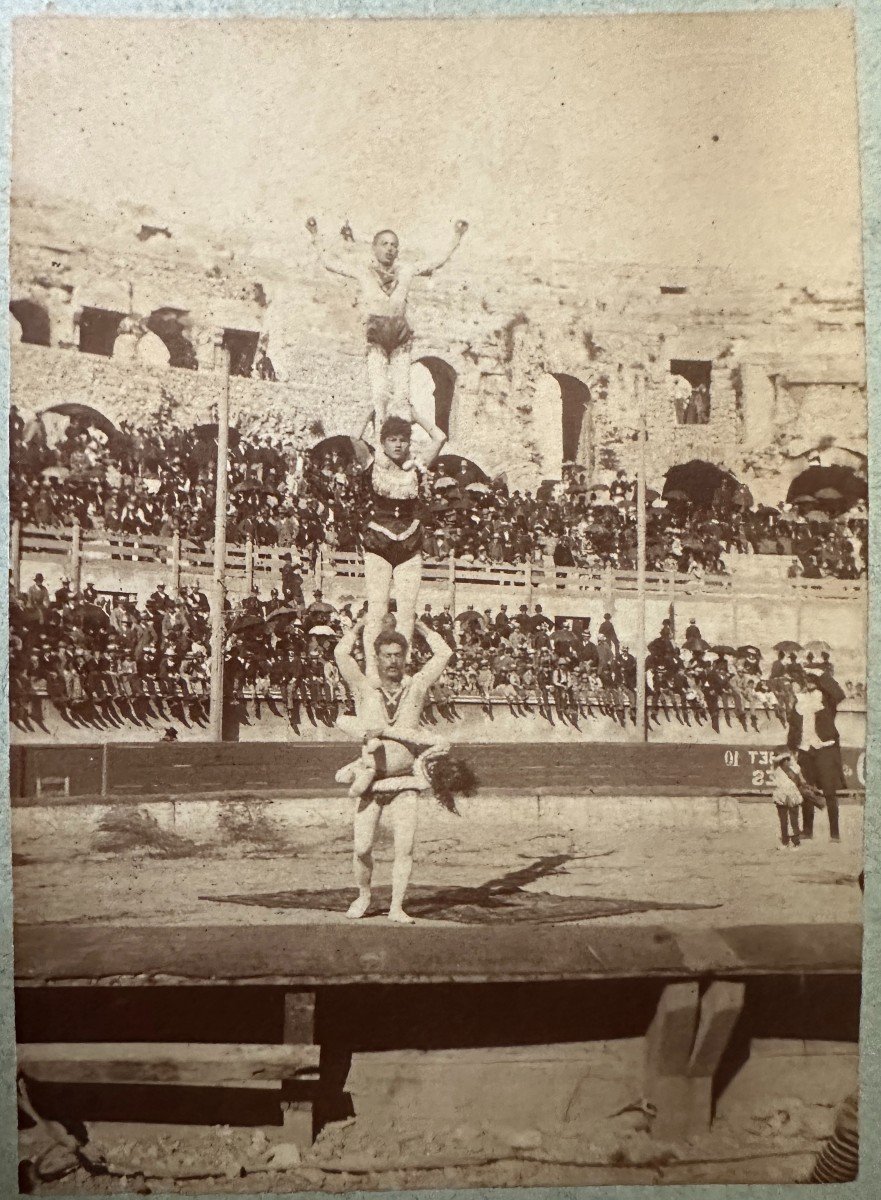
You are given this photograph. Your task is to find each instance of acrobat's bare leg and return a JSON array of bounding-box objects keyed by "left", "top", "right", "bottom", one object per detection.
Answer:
[
  {"left": 363, "top": 551, "right": 394, "bottom": 678},
  {"left": 345, "top": 738, "right": 382, "bottom": 799},
  {"left": 347, "top": 797, "right": 383, "bottom": 919},
  {"left": 391, "top": 553, "right": 422, "bottom": 655},
  {"left": 366, "top": 344, "right": 390, "bottom": 431},
  {"left": 388, "top": 789, "right": 419, "bottom": 924},
  {"left": 388, "top": 344, "right": 412, "bottom": 419}
]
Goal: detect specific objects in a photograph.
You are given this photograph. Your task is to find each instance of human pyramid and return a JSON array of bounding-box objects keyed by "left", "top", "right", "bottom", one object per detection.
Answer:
[{"left": 306, "top": 214, "right": 476, "bottom": 924}]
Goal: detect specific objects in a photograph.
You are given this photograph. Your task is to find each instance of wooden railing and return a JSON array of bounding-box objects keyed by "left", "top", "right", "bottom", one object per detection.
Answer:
[{"left": 14, "top": 522, "right": 867, "bottom": 604}]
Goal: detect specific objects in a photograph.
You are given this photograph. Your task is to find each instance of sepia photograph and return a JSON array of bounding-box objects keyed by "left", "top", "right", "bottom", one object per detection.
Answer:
[{"left": 5, "top": 6, "right": 870, "bottom": 1192}]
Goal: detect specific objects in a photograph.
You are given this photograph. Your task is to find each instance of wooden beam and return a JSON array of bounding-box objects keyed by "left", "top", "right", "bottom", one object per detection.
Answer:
[
  {"left": 13, "top": 922, "right": 863, "bottom": 987},
  {"left": 17, "top": 1042, "right": 319, "bottom": 1087},
  {"left": 281, "top": 990, "right": 316, "bottom": 1145}
]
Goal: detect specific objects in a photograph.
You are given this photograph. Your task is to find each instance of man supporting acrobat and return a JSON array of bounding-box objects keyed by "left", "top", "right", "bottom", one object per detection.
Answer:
[{"left": 333, "top": 616, "right": 453, "bottom": 924}]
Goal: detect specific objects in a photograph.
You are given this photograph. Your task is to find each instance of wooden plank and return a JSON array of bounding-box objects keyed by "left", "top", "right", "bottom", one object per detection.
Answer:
[
  {"left": 14, "top": 921, "right": 861, "bottom": 988},
  {"left": 17, "top": 1042, "right": 320, "bottom": 1085}
]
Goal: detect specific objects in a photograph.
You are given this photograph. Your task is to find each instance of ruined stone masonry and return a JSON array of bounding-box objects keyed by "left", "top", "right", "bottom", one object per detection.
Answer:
[{"left": 9, "top": 197, "right": 867, "bottom": 498}]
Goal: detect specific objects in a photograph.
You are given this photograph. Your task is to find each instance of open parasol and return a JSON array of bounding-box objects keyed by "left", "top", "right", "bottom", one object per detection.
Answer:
[{"left": 803, "top": 639, "right": 832, "bottom": 656}]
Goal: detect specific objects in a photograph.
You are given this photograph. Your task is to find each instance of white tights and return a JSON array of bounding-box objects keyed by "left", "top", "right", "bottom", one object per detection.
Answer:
[
  {"left": 363, "top": 345, "right": 412, "bottom": 435},
  {"left": 363, "top": 550, "right": 422, "bottom": 674}
]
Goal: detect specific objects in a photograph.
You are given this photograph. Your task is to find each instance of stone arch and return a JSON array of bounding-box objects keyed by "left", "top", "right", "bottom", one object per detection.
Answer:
[
  {"left": 663, "top": 459, "right": 745, "bottom": 507},
  {"left": 786, "top": 464, "right": 867, "bottom": 512},
  {"left": 554, "top": 373, "right": 594, "bottom": 471},
  {"left": 10, "top": 298, "right": 51, "bottom": 346},
  {"left": 412, "top": 356, "right": 458, "bottom": 436},
  {"left": 146, "top": 307, "right": 198, "bottom": 369},
  {"left": 532, "top": 371, "right": 595, "bottom": 480},
  {"left": 77, "top": 306, "right": 125, "bottom": 356}
]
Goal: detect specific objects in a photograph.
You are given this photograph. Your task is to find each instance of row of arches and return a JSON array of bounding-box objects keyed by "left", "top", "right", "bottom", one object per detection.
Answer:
[{"left": 10, "top": 299, "right": 594, "bottom": 477}]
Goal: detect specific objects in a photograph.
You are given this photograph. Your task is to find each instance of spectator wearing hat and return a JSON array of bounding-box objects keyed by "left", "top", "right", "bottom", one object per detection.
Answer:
[
  {"left": 27, "top": 573, "right": 49, "bottom": 611},
  {"left": 787, "top": 670, "right": 847, "bottom": 842},
  {"left": 598, "top": 612, "right": 619, "bottom": 654}
]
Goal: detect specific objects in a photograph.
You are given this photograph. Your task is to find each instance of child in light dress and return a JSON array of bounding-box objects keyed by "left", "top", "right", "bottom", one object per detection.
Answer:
[{"left": 770, "top": 748, "right": 826, "bottom": 850}]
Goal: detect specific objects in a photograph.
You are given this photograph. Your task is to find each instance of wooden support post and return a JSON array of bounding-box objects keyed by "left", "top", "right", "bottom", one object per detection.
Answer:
[
  {"left": 687, "top": 981, "right": 746, "bottom": 1082},
  {"left": 70, "top": 522, "right": 82, "bottom": 594},
  {"left": 602, "top": 561, "right": 614, "bottom": 611},
  {"left": 644, "top": 982, "right": 700, "bottom": 1141},
  {"left": 448, "top": 550, "right": 457, "bottom": 613},
  {"left": 644, "top": 980, "right": 745, "bottom": 1140},
  {"left": 245, "top": 535, "right": 255, "bottom": 595},
  {"left": 171, "top": 529, "right": 181, "bottom": 596},
  {"left": 280, "top": 990, "right": 318, "bottom": 1145},
  {"left": 524, "top": 559, "right": 533, "bottom": 608},
  {"left": 635, "top": 376, "right": 648, "bottom": 743},
  {"left": 10, "top": 518, "right": 21, "bottom": 591}
]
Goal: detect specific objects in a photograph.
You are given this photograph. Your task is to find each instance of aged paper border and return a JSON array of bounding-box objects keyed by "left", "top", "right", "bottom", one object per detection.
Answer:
[{"left": 0, "top": 1, "right": 877, "bottom": 1197}]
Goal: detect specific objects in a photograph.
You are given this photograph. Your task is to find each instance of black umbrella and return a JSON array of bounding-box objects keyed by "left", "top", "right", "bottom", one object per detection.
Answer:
[
  {"left": 307, "top": 435, "right": 373, "bottom": 468},
  {"left": 712, "top": 644, "right": 737, "bottom": 656},
  {"left": 435, "top": 455, "right": 490, "bottom": 486},
  {"left": 233, "top": 480, "right": 274, "bottom": 495},
  {"left": 456, "top": 609, "right": 484, "bottom": 626},
  {"left": 663, "top": 460, "right": 740, "bottom": 505},
  {"left": 648, "top": 636, "right": 673, "bottom": 655},
  {"left": 736, "top": 645, "right": 762, "bottom": 659},
  {"left": 194, "top": 423, "right": 242, "bottom": 448},
  {"left": 265, "top": 605, "right": 302, "bottom": 624},
  {"left": 230, "top": 613, "right": 264, "bottom": 633},
  {"left": 773, "top": 640, "right": 802, "bottom": 654},
  {"left": 46, "top": 403, "right": 118, "bottom": 440}
]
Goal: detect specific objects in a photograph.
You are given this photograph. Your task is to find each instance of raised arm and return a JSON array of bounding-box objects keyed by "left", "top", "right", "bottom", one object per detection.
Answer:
[
  {"left": 306, "top": 217, "right": 359, "bottom": 280},
  {"left": 415, "top": 220, "right": 468, "bottom": 277},
  {"left": 405, "top": 403, "right": 447, "bottom": 467},
  {"left": 411, "top": 619, "right": 454, "bottom": 688},
  {"left": 333, "top": 618, "right": 367, "bottom": 690}
]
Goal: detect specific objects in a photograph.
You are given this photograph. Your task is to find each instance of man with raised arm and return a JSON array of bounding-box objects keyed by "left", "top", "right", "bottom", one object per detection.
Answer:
[
  {"left": 334, "top": 615, "right": 454, "bottom": 924},
  {"left": 305, "top": 217, "right": 468, "bottom": 436}
]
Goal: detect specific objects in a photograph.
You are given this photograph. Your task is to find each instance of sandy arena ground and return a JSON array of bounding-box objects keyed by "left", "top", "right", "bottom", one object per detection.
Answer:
[{"left": 13, "top": 793, "right": 863, "bottom": 931}]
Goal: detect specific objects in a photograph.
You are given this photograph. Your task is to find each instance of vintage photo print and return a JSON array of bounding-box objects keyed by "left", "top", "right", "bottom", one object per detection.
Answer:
[{"left": 5, "top": 6, "right": 871, "bottom": 1193}]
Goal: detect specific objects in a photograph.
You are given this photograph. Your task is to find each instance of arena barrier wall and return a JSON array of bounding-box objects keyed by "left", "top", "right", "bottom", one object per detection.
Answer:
[{"left": 9, "top": 731, "right": 866, "bottom": 801}]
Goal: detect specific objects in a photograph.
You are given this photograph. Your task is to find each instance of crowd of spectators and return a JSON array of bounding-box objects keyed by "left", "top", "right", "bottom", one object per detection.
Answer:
[
  {"left": 9, "top": 568, "right": 861, "bottom": 737},
  {"left": 10, "top": 406, "right": 868, "bottom": 582}
]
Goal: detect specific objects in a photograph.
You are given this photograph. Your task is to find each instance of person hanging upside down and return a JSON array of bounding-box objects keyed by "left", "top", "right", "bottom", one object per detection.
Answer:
[
  {"left": 359, "top": 410, "right": 446, "bottom": 676},
  {"left": 305, "top": 216, "right": 468, "bottom": 435},
  {"left": 335, "top": 729, "right": 451, "bottom": 800}
]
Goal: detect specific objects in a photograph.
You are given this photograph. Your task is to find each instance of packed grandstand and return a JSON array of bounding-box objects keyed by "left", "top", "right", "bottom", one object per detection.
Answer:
[{"left": 10, "top": 405, "right": 869, "bottom": 579}]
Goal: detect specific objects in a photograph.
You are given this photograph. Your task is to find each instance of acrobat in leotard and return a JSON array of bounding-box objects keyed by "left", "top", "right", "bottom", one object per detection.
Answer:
[
  {"left": 359, "top": 410, "right": 446, "bottom": 672},
  {"left": 305, "top": 218, "right": 468, "bottom": 437}
]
